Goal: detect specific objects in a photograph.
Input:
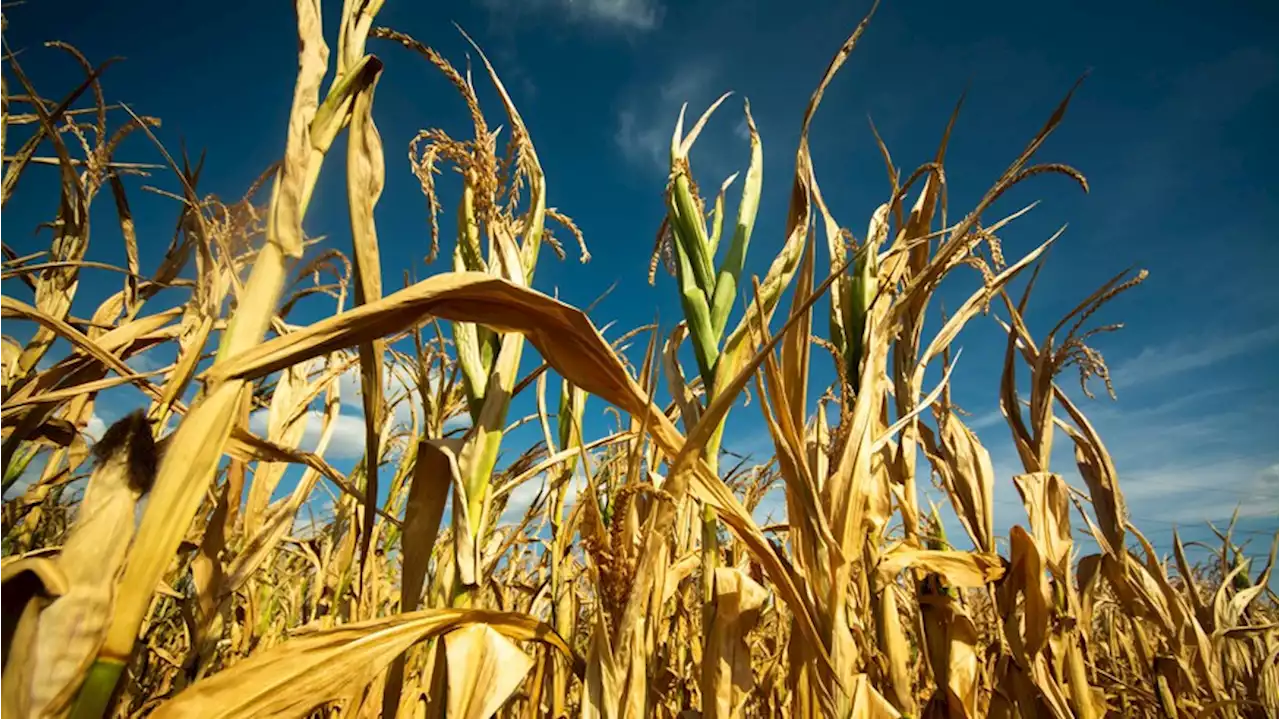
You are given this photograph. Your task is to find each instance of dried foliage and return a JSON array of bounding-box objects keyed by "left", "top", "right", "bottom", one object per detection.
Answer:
[{"left": 1, "top": 3, "right": 1275, "bottom": 719}]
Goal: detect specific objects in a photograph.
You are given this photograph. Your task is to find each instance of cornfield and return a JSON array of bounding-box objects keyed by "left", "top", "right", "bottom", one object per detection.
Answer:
[{"left": 1, "top": 1, "right": 1276, "bottom": 717}]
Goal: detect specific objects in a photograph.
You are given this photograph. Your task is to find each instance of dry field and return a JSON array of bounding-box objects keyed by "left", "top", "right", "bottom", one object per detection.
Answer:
[{"left": 1, "top": 1, "right": 1276, "bottom": 717}]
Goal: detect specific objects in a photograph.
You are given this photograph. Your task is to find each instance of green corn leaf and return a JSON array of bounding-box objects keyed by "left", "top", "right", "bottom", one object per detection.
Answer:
[
  {"left": 453, "top": 247, "right": 487, "bottom": 414},
  {"left": 707, "top": 172, "right": 738, "bottom": 260},
  {"left": 813, "top": 175, "right": 852, "bottom": 378},
  {"left": 845, "top": 204, "right": 886, "bottom": 388},
  {"left": 668, "top": 97, "right": 732, "bottom": 302},
  {"left": 668, "top": 172, "right": 716, "bottom": 301},
  {"left": 714, "top": 218, "right": 808, "bottom": 400},
  {"left": 709, "top": 100, "right": 762, "bottom": 340},
  {"left": 673, "top": 230, "right": 719, "bottom": 384}
]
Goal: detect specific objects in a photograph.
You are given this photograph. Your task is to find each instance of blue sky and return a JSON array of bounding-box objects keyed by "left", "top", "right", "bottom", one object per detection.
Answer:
[{"left": 4, "top": 0, "right": 1276, "bottom": 564}]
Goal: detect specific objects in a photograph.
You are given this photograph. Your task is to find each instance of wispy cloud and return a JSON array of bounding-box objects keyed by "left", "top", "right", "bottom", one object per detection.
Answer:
[
  {"left": 966, "top": 409, "right": 1005, "bottom": 431},
  {"left": 973, "top": 388, "right": 1276, "bottom": 546},
  {"left": 336, "top": 363, "right": 469, "bottom": 432},
  {"left": 293, "top": 495, "right": 337, "bottom": 537},
  {"left": 85, "top": 414, "right": 107, "bottom": 442},
  {"left": 241, "top": 363, "right": 471, "bottom": 464},
  {"left": 125, "top": 354, "right": 158, "bottom": 373},
  {"left": 615, "top": 65, "right": 718, "bottom": 171},
  {"left": 751, "top": 486, "right": 786, "bottom": 527},
  {"left": 1115, "top": 459, "right": 1276, "bottom": 524},
  {"left": 500, "top": 474, "right": 548, "bottom": 524},
  {"left": 249, "top": 409, "right": 370, "bottom": 461},
  {"left": 499, "top": 464, "right": 591, "bottom": 525},
  {"left": 614, "top": 110, "right": 668, "bottom": 170},
  {"left": 476, "top": 0, "right": 663, "bottom": 32},
  {"left": 1109, "top": 325, "right": 1276, "bottom": 388},
  {"left": 338, "top": 364, "right": 417, "bottom": 412}
]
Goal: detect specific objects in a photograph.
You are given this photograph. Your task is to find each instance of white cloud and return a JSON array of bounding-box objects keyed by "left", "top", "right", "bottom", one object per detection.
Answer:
[
  {"left": 501, "top": 461, "right": 593, "bottom": 525},
  {"left": 1110, "top": 325, "right": 1276, "bottom": 389},
  {"left": 4, "top": 461, "right": 43, "bottom": 499},
  {"left": 751, "top": 486, "right": 786, "bottom": 527},
  {"left": 85, "top": 414, "right": 107, "bottom": 442},
  {"left": 965, "top": 410, "right": 1005, "bottom": 431},
  {"left": 336, "top": 362, "right": 471, "bottom": 432},
  {"left": 614, "top": 109, "right": 669, "bottom": 171},
  {"left": 340, "top": 360, "right": 471, "bottom": 422},
  {"left": 338, "top": 363, "right": 420, "bottom": 412},
  {"left": 249, "top": 409, "right": 369, "bottom": 461},
  {"left": 445, "top": 414, "right": 472, "bottom": 433},
  {"left": 500, "top": 473, "right": 548, "bottom": 524},
  {"left": 969, "top": 388, "right": 1277, "bottom": 549},
  {"left": 477, "top": 0, "right": 663, "bottom": 31},
  {"left": 293, "top": 495, "right": 337, "bottom": 537},
  {"left": 1116, "top": 460, "right": 1276, "bottom": 524},
  {"left": 248, "top": 362, "right": 470, "bottom": 465},
  {"left": 615, "top": 66, "right": 719, "bottom": 172},
  {"left": 125, "top": 353, "right": 159, "bottom": 374}
]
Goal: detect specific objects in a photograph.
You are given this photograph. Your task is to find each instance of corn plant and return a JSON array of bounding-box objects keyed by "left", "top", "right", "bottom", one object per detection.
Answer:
[{"left": 0, "top": 2, "right": 1275, "bottom": 718}]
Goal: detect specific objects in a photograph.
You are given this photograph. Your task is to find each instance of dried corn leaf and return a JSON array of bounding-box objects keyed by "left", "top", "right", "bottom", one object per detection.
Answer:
[
  {"left": 918, "top": 411, "right": 994, "bottom": 554},
  {"left": 445, "top": 623, "right": 534, "bottom": 719},
  {"left": 946, "top": 607, "right": 982, "bottom": 718},
  {"left": 27, "top": 412, "right": 153, "bottom": 716},
  {"left": 204, "top": 270, "right": 832, "bottom": 673},
  {"left": 581, "top": 609, "right": 623, "bottom": 719},
  {"left": 878, "top": 548, "right": 1004, "bottom": 587},
  {"left": 703, "top": 567, "right": 768, "bottom": 718},
  {"left": 153, "top": 609, "right": 569, "bottom": 719},
  {"left": 1008, "top": 526, "right": 1051, "bottom": 658},
  {"left": 1013, "top": 472, "right": 1073, "bottom": 576},
  {"left": 847, "top": 673, "right": 902, "bottom": 718}
]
